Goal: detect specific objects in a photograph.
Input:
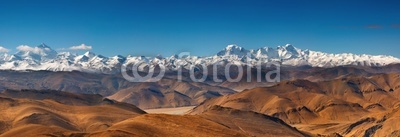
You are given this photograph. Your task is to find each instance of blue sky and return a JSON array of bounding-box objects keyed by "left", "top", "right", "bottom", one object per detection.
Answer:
[{"left": 0, "top": 0, "right": 399, "bottom": 57}]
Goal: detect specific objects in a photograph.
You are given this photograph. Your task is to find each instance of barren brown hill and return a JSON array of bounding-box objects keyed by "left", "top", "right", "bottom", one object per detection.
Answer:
[
  {"left": 91, "top": 106, "right": 308, "bottom": 137},
  {"left": 0, "top": 90, "right": 309, "bottom": 137},
  {"left": 196, "top": 105, "right": 309, "bottom": 137},
  {"left": 0, "top": 70, "right": 131, "bottom": 96},
  {"left": 204, "top": 64, "right": 400, "bottom": 91},
  {"left": 107, "top": 78, "right": 236, "bottom": 109},
  {"left": 0, "top": 96, "right": 146, "bottom": 136},
  {"left": 189, "top": 73, "right": 400, "bottom": 136},
  {"left": 90, "top": 113, "right": 247, "bottom": 137},
  {"left": 0, "top": 89, "right": 106, "bottom": 106}
]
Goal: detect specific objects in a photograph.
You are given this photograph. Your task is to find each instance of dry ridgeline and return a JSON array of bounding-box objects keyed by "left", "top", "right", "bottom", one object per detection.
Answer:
[
  {"left": 0, "top": 65, "right": 399, "bottom": 136},
  {"left": 0, "top": 89, "right": 306, "bottom": 137},
  {"left": 190, "top": 72, "right": 400, "bottom": 136}
]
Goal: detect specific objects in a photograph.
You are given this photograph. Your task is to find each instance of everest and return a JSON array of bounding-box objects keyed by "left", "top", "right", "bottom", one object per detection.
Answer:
[{"left": 0, "top": 43, "right": 399, "bottom": 74}]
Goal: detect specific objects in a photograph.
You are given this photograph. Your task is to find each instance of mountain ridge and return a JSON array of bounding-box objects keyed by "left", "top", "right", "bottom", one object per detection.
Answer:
[{"left": 0, "top": 44, "right": 399, "bottom": 74}]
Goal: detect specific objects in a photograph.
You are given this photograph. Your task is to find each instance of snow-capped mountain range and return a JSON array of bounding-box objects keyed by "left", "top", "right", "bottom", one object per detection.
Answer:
[{"left": 0, "top": 43, "right": 399, "bottom": 74}]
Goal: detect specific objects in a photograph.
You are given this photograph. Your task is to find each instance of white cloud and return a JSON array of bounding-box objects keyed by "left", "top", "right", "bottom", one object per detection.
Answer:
[
  {"left": 0, "top": 46, "right": 10, "bottom": 53},
  {"left": 69, "top": 44, "right": 92, "bottom": 50},
  {"left": 16, "top": 45, "right": 47, "bottom": 54}
]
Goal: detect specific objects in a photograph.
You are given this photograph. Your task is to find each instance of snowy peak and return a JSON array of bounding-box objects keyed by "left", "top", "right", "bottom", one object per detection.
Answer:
[
  {"left": 280, "top": 44, "right": 297, "bottom": 50},
  {"left": 37, "top": 43, "right": 52, "bottom": 49},
  {"left": 34, "top": 43, "right": 58, "bottom": 58},
  {"left": 15, "top": 43, "right": 58, "bottom": 61},
  {"left": 73, "top": 51, "right": 96, "bottom": 62},
  {"left": 83, "top": 51, "right": 96, "bottom": 58},
  {"left": 276, "top": 44, "right": 302, "bottom": 59},
  {"left": 254, "top": 47, "right": 278, "bottom": 58},
  {"left": 217, "top": 44, "right": 250, "bottom": 57},
  {"left": 225, "top": 44, "right": 243, "bottom": 51},
  {"left": 111, "top": 55, "right": 126, "bottom": 62},
  {"left": 56, "top": 52, "right": 76, "bottom": 60},
  {"left": 4, "top": 54, "right": 22, "bottom": 62}
]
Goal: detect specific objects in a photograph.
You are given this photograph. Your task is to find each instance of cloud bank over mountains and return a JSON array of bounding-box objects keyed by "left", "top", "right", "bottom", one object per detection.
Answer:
[
  {"left": 0, "top": 46, "right": 9, "bottom": 53},
  {"left": 69, "top": 44, "right": 92, "bottom": 50}
]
